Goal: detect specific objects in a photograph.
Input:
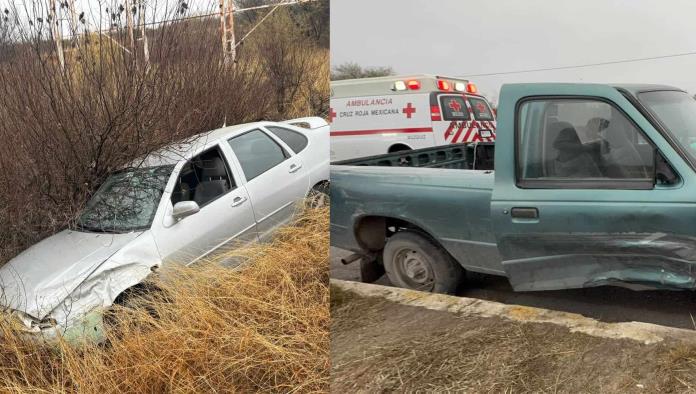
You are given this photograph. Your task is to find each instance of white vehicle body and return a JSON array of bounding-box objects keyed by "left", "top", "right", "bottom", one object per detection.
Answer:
[
  {"left": 0, "top": 117, "right": 329, "bottom": 338},
  {"left": 330, "top": 75, "right": 497, "bottom": 161}
]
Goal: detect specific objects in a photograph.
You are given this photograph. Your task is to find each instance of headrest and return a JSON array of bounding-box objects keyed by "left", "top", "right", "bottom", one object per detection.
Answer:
[
  {"left": 200, "top": 157, "right": 227, "bottom": 178},
  {"left": 552, "top": 125, "right": 584, "bottom": 153}
]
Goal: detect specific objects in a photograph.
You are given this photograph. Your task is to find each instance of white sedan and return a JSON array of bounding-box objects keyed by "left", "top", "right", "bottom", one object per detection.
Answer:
[{"left": 0, "top": 117, "right": 329, "bottom": 339}]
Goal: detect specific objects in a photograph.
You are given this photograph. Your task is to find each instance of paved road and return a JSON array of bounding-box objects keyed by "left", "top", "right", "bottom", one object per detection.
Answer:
[{"left": 331, "top": 247, "right": 696, "bottom": 330}]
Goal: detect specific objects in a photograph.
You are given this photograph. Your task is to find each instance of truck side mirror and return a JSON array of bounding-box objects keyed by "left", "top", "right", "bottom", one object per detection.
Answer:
[{"left": 172, "top": 201, "right": 200, "bottom": 221}]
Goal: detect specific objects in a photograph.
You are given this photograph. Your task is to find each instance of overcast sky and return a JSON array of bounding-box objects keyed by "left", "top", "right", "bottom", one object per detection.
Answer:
[{"left": 331, "top": 0, "right": 696, "bottom": 102}]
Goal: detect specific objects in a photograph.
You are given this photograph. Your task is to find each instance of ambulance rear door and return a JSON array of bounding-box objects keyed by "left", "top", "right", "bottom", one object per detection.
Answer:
[{"left": 430, "top": 93, "right": 497, "bottom": 145}]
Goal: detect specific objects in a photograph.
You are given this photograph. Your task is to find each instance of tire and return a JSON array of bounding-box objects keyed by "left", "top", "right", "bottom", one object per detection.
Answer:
[
  {"left": 383, "top": 231, "right": 464, "bottom": 294},
  {"left": 306, "top": 182, "right": 329, "bottom": 208}
]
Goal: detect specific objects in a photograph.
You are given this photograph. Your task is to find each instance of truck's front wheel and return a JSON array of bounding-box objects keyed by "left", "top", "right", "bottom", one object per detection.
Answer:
[{"left": 383, "top": 231, "right": 463, "bottom": 294}]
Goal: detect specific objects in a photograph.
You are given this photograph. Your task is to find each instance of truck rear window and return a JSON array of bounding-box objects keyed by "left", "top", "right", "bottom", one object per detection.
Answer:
[
  {"left": 468, "top": 97, "right": 494, "bottom": 121},
  {"left": 439, "top": 96, "right": 470, "bottom": 121}
]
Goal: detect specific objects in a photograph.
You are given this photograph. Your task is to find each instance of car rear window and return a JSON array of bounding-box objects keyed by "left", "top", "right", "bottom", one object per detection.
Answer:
[
  {"left": 468, "top": 97, "right": 494, "bottom": 121},
  {"left": 266, "top": 126, "right": 309, "bottom": 153},
  {"left": 439, "top": 96, "right": 470, "bottom": 121}
]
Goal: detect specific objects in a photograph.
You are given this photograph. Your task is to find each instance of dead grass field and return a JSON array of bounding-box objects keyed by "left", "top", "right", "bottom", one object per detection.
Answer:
[
  {"left": 0, "top": 207, "right": 329, "bottom": 393},
  {"left": 331, "top": 286, "right": 696, "bottom": 393}
]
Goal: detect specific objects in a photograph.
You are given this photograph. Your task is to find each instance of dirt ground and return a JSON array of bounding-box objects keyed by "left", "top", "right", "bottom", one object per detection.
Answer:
[{"left": 331, "top": 285, "right": 696, "bottom": 393}]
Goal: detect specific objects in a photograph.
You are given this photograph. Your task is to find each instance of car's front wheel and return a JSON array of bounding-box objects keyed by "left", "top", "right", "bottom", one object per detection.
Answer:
[
  {"left": 306, "top": 182, "right": 329, "bottom": 208},
  {"left": 383, "top": 231, "right": 464, "bottom": 294}
]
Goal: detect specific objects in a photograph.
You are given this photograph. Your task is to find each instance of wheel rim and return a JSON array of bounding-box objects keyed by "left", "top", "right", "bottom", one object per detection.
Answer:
[{"left": 393, "top": 248, "right": 435, "bottom": 291}]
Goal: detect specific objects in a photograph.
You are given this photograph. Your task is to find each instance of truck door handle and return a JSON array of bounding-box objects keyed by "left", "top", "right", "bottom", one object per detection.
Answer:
[
  {"left": 511, "top": 207, "right": 538, "bottom": 219},
  {"left": 289, "top": 163, "right": 302, "bottom": 173},
  {"left": 231, "top": 196, "right": 247, "bottom": 207}
]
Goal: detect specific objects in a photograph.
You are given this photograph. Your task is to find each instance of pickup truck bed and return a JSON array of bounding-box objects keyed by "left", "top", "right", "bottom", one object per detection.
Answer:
[
  {"left": 332, "top": 142, "right": 495, "bottom": 170},
  {"left": 331, "top": 146, "right": 503, "bottom": 275}
]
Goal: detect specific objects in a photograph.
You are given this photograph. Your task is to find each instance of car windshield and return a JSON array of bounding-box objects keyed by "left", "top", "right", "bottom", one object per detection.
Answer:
[
  {"left": 638, "top": 90, "right": 696, "bottom": 163},
  {"left": 76, "top": 165, "right": 174, "bottom": 233}
]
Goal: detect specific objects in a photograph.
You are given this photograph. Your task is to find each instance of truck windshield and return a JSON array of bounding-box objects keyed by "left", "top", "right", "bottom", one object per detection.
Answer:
[
  {"left": 638, "top": 90, "right": 696, "bottom": 162},
  {"left": 76, "top": 165, "right": 174, "bottom": 233}
]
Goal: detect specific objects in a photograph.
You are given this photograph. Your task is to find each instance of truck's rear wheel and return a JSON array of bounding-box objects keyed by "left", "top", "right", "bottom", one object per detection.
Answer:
[{"left": 383, "top": 231, "right": 463, "bottom": 294}]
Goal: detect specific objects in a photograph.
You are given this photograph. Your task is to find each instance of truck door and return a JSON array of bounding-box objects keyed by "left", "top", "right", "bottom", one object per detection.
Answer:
[
  {"left": 431, "top": 93, "right": 496, "bottom": 145},
  {"left": 491, "top": 84, "right": 693, "bottom": 291}
]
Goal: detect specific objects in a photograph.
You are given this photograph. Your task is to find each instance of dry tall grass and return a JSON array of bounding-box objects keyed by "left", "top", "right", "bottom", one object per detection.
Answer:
[{"left": 0, "top": 207, "right": 329, "bottom": 393}]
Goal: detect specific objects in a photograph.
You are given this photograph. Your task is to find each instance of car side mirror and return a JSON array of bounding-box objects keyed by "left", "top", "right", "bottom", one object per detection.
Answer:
[{"left": 172, "top": 201, "right": 200, "bottom": 220}]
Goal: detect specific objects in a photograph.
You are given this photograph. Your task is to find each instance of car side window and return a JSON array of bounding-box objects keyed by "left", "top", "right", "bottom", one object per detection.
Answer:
[
  {"left": 517, "top": 98, "right": 656, "bottom": 188},
  {"left": 439, "top": 95, "right": 470, "bottom": 121},
  {"left": 266, "top": 126, "right": 309, "bottom": 153},
  {"left": 171, "top": 146, "right": 236, "bottom": 208},
  {"left": 228, "top": 129, "right": 289, "bottom": 181}
]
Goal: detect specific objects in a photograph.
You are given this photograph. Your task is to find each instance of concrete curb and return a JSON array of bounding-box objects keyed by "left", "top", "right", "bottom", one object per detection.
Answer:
[{"left": 331, "top": 279, "right": 696, "bottom": 345}]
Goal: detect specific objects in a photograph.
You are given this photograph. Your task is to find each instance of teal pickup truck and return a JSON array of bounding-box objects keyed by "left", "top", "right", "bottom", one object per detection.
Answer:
[{"left": 331, "top": 83, "right": 696, "bottom": 294}]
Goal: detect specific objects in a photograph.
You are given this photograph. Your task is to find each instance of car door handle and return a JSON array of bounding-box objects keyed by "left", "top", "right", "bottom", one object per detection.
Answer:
[
  {"left": 231, "top": 196, "right": 247, "bottom": 207},
  {"left": 289, "top": 163, "right": 302, "bottom": 173},
  {"left": 511, "top": 207, "right": 538, "bottom": 219}
]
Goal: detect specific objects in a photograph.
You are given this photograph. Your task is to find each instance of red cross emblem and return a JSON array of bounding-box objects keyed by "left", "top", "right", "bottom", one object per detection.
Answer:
[
  {"left": 448, "top": 99, "right": 462, "bottom": 112},
  {"left": 476, "top": 102, "right": 487, "bottom": 113},
  {"left": 329, "top": 108, "right": 336, "bottom": 123},
  {"left": 402, "top": 103, "right": 416, "bottom": 119}
]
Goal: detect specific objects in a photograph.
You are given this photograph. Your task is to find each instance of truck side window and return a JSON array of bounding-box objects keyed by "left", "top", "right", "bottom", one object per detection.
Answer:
[
  {"left": 228, "top": 129, "right": 289, "bottom": 181},
  {"left": 266, "top": 126, "right": 309, "bottom": 153},
  {"left": 171, "top": 147, "right": 236, "bottom": 208},
  {"left": 517, "top": 99, "right": 656, "bottom": 188},
  {"left": 439, "top": 96, "right": 470, "bottom": 121}
]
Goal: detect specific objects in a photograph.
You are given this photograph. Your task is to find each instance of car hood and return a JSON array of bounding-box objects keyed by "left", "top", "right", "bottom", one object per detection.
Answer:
[{"left": 0, "top": 229, "right": 143, "bottom": 320}]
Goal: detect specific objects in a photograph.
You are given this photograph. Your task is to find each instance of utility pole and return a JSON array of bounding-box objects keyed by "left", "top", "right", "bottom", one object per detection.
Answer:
[
  {"left": 66, "top": 0, "right": 79, "bottom": 47},
  {"left": 219, "top": 0, "right": 236, "bottom": 66},
  {"left": 124, "top": 0, "right": 135, "bottom": 50},
  {"left": 138, "top": 0, "right": 150, "bottom": 67},
  {"left": 48, "top": 0, "right": 65, "bottom": 70}
]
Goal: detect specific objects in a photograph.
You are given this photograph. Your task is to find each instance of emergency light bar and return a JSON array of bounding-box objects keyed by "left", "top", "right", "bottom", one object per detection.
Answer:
[
  {"left": 437, "top": 80, "right": 451, "bottom": 91},
  {"left": 453, "top": 81, "right": 477, "bottom": 93},
  {"left": 393, "top": 81, "right": 407, "bottom": 91},
  {"left": 393, "top": 80, "right": 422, "bottom": 91},
  {"left": 392, "top": 79, "right": 478, "bottom": 93}
]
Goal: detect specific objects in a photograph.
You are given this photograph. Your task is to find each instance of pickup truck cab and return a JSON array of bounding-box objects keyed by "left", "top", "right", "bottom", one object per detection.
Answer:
[{"left": 331, "top": 83, "right": 696, "bottom": 294}]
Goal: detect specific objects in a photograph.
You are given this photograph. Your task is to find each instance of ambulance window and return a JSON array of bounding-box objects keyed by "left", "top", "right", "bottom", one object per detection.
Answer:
[
  {"left": 266, "top": 126, "right": 309, "bottom": 153},
  {"left": 468, "top": 97, "right": 494, "bottom": 121},
  {"left": 440, "top": 96, "right": 470, "bottom": 121}
]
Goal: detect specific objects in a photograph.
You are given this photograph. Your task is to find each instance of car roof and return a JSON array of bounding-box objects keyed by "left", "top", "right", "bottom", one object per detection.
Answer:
[{"left": 131, "top": 121, "right": 280, "bottom": 168}]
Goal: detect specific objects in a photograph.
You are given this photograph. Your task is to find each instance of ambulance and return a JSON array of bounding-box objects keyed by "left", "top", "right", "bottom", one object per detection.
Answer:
[{"left": 330, "top": 75, "right": 497, "bottom": 161}]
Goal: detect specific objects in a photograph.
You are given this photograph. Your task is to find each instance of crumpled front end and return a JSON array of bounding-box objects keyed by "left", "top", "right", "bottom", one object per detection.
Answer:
[{"left": 0, "top": 231, "right": 162, "bottom": 343}]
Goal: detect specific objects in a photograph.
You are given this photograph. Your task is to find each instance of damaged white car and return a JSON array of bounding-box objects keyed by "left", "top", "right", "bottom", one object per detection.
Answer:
[{"left": 0, "top": 117, "right": 329, "bottom": 340}]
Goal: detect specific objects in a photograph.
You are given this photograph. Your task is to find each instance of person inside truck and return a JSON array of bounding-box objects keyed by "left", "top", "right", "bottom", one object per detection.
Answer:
[{"left": 600, "top": 112, "right": 652, "bottom": 179}]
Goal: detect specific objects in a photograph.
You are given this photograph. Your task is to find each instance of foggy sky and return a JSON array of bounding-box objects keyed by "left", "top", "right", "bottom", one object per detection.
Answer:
[{"left": 330, "top": 0, "right": 696, "bottom": 102}]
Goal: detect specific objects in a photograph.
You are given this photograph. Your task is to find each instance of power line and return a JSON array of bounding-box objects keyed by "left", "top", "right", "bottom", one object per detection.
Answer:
[
  {"left": 62, "top": 0, "right": 317, "bottom": 39},
  {"left": 460, "top": 51, "right": 696, "bottom": 78}
]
